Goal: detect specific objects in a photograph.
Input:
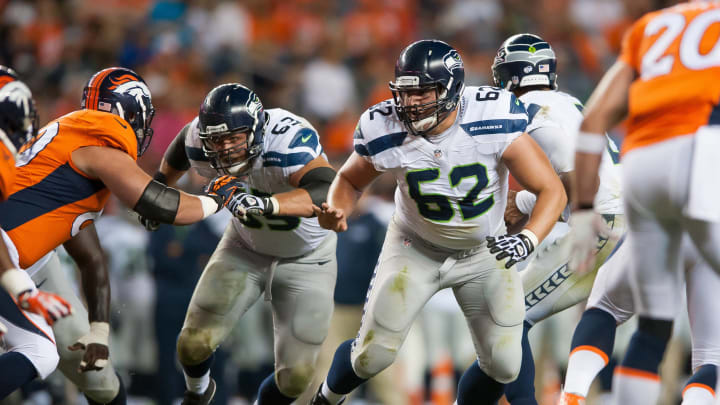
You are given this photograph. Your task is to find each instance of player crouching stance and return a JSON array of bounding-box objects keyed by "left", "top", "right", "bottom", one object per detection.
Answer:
[
  {"left": 311, "top": 39, "right": 566, "bottom": 405},
  {"left": 144, "top": 83, "right": 337, "bottom": 405}
]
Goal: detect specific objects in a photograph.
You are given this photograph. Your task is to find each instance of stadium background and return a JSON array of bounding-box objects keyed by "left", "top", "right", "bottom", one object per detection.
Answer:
[{"left": 0, "top": 0, "right": 695, "bottom": 404}]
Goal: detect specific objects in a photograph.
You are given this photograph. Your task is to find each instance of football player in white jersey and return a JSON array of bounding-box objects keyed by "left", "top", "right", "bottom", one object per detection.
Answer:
[
  {"left": 458, "top": 34, "right": 626, "bottom": 404},
  {"left": 142, "top": 84, "right": 337, "bottom": 405},
  {"left": 309, "top": 39, "right": 566, "bottom": 405}
]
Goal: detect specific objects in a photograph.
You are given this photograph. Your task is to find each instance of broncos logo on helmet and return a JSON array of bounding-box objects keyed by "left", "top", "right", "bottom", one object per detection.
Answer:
[
  {"left": 81, "top": 67, "right": 155, "bottom": 156},
  {"left": 0, "top": 66, "right": 38, "bottom": 157}
]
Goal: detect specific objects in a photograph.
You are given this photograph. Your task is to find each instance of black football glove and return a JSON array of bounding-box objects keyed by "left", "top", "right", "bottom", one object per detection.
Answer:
[{"left": 486, "top": 231, "right": 536, "bottom": 269}]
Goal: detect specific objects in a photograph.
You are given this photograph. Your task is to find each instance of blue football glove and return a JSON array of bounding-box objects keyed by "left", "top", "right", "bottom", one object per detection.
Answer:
[
  {"left": 205, "top": 175, "right": 244, "bottom": 208},
  {"left": 486, "top": 231, "right": 536, "bottom": 269}
]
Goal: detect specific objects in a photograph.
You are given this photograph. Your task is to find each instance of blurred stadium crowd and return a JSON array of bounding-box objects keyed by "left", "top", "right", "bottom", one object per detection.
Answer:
[{"left": 0, "top": 0, "right": 694, "bottom": 404}]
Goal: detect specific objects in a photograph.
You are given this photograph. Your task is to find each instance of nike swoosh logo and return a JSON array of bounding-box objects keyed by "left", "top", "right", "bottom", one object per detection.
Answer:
[
  {"left": 301, "top": 134, "right": 312, "bottom": 143},
  {"left": 36, "top": 278, "right": 47, "bottom": 289},
  {"left": 317, "top": 260, "right": 331, "bottom": 266},
  {"left": 114, "top": 118, "right": 128, "bottom": 129}
]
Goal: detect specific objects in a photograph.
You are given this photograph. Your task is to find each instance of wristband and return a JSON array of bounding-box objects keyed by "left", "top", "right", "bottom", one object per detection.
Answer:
[
  {"left": 199, "top": 195, "right": 221, "bottom": 218},
  {"left": 576, "top": 131, "right": 607, "bottom": 154},
  {"left": 0, "top": 268, "right": 35, "bottom": 297},
  {"left": 519, "top": 228, "right": 539, "bottom": 248},
  {"left": 269, "top": 196, "right": 280, "bottom": 216},
  {"left": 514, "top": 190, "right": 537, "bottom": 215},
  {"left": 84, "top": 321, "right": 110, "bottom": 346}
]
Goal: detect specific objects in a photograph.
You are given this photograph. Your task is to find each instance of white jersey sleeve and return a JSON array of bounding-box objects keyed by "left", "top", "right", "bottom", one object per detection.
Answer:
[{"left": 353, "top": 99, "right": 408, "bottom": 172}]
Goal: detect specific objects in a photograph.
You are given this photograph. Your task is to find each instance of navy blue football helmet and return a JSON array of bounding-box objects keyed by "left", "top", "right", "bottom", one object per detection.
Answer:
[
  {"left": 389, "top": 39, "right": 465, "bottom": 136},
  {"left": 492, "top": 34, "right": 557, "bottom": 91},
  {"left": 198, "top": 83, "right": 267, "bottom": 175},
  {"left": 81, "top": 67, "right": 155, "bottom": 156},
  {"left": 0, "top": 66, "right": 38, "bottom": 156}
]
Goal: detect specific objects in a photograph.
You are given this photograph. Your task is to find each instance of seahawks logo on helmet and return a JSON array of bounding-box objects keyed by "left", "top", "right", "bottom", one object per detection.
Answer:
[
  {"left": 247, "top": 93, "right": 263, "bottom": 118},
  {"left": 443, "top": 50, "right": 463, "bottom": 73}
]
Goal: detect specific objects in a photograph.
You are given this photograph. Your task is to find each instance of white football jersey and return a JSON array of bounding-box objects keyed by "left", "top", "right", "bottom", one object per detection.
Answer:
[
  {"left": 354, "top": 86, "right": 528, "bottom": 250},
  {"left": 185, "top": 108, "right": 330, "bottom": 258},
  {"left": 522, "top": 90, "right": 623, "bottom": 214}
]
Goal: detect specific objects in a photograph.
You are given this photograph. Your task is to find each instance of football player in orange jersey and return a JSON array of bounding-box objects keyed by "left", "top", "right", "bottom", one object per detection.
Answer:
[
  {"left": 0, "top": 67, "right": 239, "bottom": 401},
  {"left": 571, "top": 1, "right": 720, "bottom": 404},
  {"left": 0, "top": 66, "right": 76, "bottom": 397}
]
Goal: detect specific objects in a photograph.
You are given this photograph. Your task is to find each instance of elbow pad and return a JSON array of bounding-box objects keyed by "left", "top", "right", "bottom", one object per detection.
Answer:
[
  {"left": 298, "top": 166, "right": 336, "bottom": 206},
  {"left": 133, "top": 180, "right": 181, "bottom": 224}
]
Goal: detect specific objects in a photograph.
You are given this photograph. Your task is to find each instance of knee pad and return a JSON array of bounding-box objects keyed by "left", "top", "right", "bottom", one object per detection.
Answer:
[
  {"left": 83, "top": 379, "right": 120, "bottom": 404},
  {"left": 484, "top": 337, "right": 523, "bottom": 383},
  {"left": 351, "top": 342, "right": 398, "bottom": 379},
  {"left": 275, "top": 364, "right": 316, "bottom": 397},
  {"left": 57, "top": 357, "right": 119, "bottom": 403},
  {"left": 16, "top": 340, "right": 59, "bottom": 380},
  {"left": 177, "top": 327, "right": 215, "bottom": 366},
  {"left": 292, "top": 291, "right": 333, "bottom": 345}
]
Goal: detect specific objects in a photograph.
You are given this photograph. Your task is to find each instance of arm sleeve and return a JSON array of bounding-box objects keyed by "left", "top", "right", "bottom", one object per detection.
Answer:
[{"left": 165, "top": 123, "right": 191, "bottom": 171}]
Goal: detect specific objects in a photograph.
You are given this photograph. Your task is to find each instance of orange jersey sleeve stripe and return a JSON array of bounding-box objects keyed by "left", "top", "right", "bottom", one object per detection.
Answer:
[
  {"left": 570, "top": 345, "right": 610, "bottom": 365},
  {"left": 614, "top": 366, "right": 660, "bottom": 381},
  {"left": 683, "top": 383, "right": 716, "bottom": 397},
  {"left": 0, "top": 163, "right": 105, "bottom": 231}
]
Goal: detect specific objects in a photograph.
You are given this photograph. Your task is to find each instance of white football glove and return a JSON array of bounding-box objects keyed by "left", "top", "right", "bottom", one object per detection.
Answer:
[{"left": 568, "top": 209, "right": 620, "bottom": 274}]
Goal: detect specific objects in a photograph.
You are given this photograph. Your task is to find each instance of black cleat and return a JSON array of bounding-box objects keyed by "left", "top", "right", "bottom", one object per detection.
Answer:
[
  {"left": 309, "top": 383, "right": 345, "bottom": 405},
  {"left": 182, "top": 378, "right": 216, "bottom": 405}
]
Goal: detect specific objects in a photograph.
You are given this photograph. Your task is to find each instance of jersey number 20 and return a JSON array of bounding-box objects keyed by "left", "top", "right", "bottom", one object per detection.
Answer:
[
  {"left": 407, "top": 164, "right": 493, "bottom": 222},
  {"left": 642, "top": 8, "right": 720, "bottom": 80}
]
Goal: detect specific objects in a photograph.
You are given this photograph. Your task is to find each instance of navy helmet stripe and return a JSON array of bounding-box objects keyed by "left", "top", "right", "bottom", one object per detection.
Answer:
[
  {"left": 262, "top": 151, "right": 314, "bottom": 167},
  {"left": 185, "top": 146, "right": 210, "bottom": 162},
  {"left": 461, "top": 119, "right": 528, "bottom": 136},
  {"left": 355, "top": 132, "right": 407, "bottom": 157},
  {"left": 0, "top": 163, "right": 105, "bottom": 231}
]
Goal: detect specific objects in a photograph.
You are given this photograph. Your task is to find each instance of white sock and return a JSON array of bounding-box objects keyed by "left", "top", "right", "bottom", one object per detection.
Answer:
[
  {"left": 321, "top": 380, "right": 345, "bottom": 404},
  {"left": 564, "top": 346, "right": 609, "bottom": 396},
  {"left": 611, "top": 367, "right": 660, "bottom": 405},
  {"left": 184, "top": 370, "right": 210, "bottom": 394},
  {"left": 681, "top": 385, "right": 715, "bottom": 405}
]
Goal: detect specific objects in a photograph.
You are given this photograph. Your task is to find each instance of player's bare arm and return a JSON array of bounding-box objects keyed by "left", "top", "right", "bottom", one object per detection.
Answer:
[
  {"left": 71, "top": 146, "right": 222, "bottom": 225},
  {"left": 503, "top": 133, "right": 567, "bottom": 242},
  {"left": 314, "top": 152, "right": 382, "bottom": 232},
  {"left": 273, "top": 155, "right": 336, "bottom": 217},
  {"left": 63, "top": 224, "right": 111, "bottom": 372},
  {"left": 575, "top": 60, "right": 633, "bottom": 207}
]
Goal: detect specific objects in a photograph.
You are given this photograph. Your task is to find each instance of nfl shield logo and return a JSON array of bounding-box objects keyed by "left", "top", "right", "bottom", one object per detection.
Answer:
[{"left": 434, "top": 149, "right": 442, "bottom": 158}]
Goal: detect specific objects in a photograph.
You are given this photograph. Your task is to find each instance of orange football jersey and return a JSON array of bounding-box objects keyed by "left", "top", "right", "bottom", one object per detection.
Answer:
[
  {"left": 0, "top": 109, "right": 137, "bottom": 268},
  {"left": 620, "top": 1, "right": 720, "bottom": 154},
  {"left": 0, "top": 142, "right": 14, "bottom": 201}
]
